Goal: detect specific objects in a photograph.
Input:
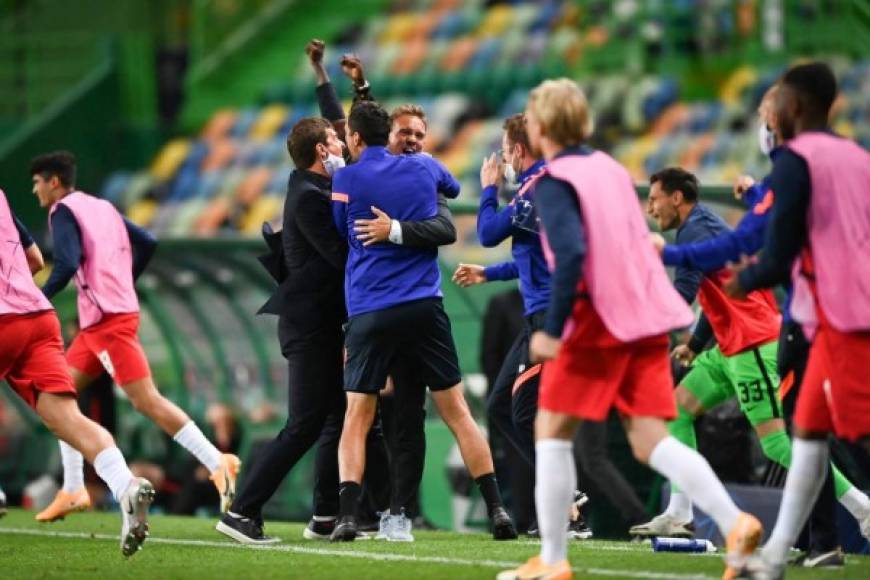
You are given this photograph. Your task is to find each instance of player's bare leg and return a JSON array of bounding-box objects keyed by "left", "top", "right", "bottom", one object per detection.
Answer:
[
  {"left": 749, "top": 429, "right": 830, "bottom": 579},
  {"left": 432, "top": 384, "right": 517, "bottom": 540},
  {"left": 331, "top": 392, "right": 378, "bottom": 542},
  {"left": 122, "top": 375, "right": 239, "bottom": 511},
  {"left": 35, "top": 392, "right": 153, "bottom": 556},
  {"left": 499, "top": 409, "right": 577, "bottom": 580},
  {"left": 36, "top": 369, "right": 100, "bottom": 521},
  {"left": 48, "top": 370, "right": 238, "bottom": 515},
  {"left": 624, "top": 416, "right": 761, "bottom": 580}
]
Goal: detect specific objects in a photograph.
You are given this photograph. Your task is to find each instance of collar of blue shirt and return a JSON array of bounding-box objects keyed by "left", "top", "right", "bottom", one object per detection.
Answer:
[
  {"left": 359, "top": 145, "right": 390, "bottom": 162},
  {"left": 519, "top": 159, "right": 547, "bottom": 184}
]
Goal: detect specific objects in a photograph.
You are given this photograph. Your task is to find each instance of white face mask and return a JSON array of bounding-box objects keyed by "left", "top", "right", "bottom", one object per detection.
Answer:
[
  {"left": 322, "top": 152, "right": 346, "bottom": 176},
  {"left": 757, "top": 123, "right": 776, "bottom": 156},
  {"left": 503, "top": 163, "right": 517, "bottom": 186}
]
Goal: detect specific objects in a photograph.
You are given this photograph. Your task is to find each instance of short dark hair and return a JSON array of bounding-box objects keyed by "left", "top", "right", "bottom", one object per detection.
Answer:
[
  {"left": 503, "top": 113, "right": 530, "bottom": 150},
  {"left": 781, "top": 62, "right": 837, "bottom": 119},
  {"left": 348, "top": 101, "right": 390, "bottom": 147},
  {"left": 30, "top": 151, "right": 76, "bottom": 187},
  {"left": 649, "top": 167, "right": 699, "bottom": 202},
  {"left": 287, "top": 117, "right": 331, "bottom": 168}
]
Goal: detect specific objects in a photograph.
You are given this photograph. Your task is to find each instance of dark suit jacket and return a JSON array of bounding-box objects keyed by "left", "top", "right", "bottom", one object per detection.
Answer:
[
  {"left": 259, "top": 168, "right": 455, "bottom": 342},
  {"left": 259, "top": 169, "right": 346, "bottom": 340}
]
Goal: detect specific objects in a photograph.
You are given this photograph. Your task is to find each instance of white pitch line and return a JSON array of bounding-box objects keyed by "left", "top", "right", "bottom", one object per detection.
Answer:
[{"left": 0, "top": 526, "right": 716, "bottom": 580}]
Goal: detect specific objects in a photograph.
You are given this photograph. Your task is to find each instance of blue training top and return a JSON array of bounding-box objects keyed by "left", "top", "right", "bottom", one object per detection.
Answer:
[
  {"left": 478, "top": 159, "right": 551, "bottom": 316},
  {"left": 332, "top": 146, "right": 460, "bottom": 317}
]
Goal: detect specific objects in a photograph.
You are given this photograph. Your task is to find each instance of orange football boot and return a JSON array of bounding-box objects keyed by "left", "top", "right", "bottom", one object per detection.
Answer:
[
  {"left": 209, "top": 454, "right": 241, "bottom": 513},
  {"left": 35, "top": 488, "right": 91, "bottom": 522},
  {"left": 497, "top": 556, "right": 573, "bottom": 580}
]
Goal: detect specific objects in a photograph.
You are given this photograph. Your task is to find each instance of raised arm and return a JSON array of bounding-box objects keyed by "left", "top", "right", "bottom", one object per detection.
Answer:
[{"left": 477, "top": 154, "right": 512, "bottom": 247}]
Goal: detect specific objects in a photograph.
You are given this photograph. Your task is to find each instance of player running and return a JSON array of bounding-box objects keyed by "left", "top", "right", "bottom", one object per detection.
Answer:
[
  {"left": 725, "top": 62, "right": 870, "bottom": 579},
  {"left": 496, "top": 79, "right": 762, "bottom": 580},
  {"left": 635, "top": 164, "right": 869, "bottom": 546},
  {"left": 452, "top": 113, "right": 591, "bottom": 539},
  {"left": 29, "top": 151, "right": 239, "bottom": 522},
  {"left": 645, "top": 87, "right": 870, "bottom": 558},
  {"left": 0, "top": 188, "right": 153, "bottom": 556}
]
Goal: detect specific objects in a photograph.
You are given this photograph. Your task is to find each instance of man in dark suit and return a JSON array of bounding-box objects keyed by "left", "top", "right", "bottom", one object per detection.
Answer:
[{"left": 217, "top": 117, "right": 456, "bottom": 544}]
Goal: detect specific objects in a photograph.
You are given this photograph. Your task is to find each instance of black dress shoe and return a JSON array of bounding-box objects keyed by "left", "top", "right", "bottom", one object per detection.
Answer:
[
  {"left": 491, "top": 507, "right": 518, "bottom": 540},
  {"left": 330, "top": 515, "right": 359, "bottom": 542},
  {"left": 216, "top": 512, "right": 279, "bottom": 545}
]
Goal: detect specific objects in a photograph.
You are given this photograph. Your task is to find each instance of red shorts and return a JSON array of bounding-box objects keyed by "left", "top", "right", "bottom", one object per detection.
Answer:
[
  {"left": 0, "top": 311, "right": 77, "bottom": 409},
  {"left": 66, "top": 313, "right": 151, "bottom": 386},
  {"left": 794, "top": 322, "right": 870, "bottom": 442},
  {"left": 539, "top": 332, "right": 676, "bottom": 421}
]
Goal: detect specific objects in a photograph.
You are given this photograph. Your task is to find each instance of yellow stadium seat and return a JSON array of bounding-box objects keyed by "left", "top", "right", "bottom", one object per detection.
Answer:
[
  {"left": 477, "top": 5, "right": 513, "bottom": 37},
  {"left": 249, "top": 104, "right": 289, "bottom": 141},
  {"left": 240, "top": 197, "right": 283, "bottom": 235},
  {"left": 126, "top": 199, "right": 158, "bottom": 227},
  {"left": 149, "top": 139, "right": 192, "bottom": 181},
  {"left": 720, "top": 66, "right": 757, "bottom": 106},
  {"left": 619, "top": 135, "right": 659, "bottom": 178},
  {"left": 833, "top": 119, "right": 855, "bottom": 139},
  {"left": 380, "top": 13, "right": 417, "bottom": 44}
]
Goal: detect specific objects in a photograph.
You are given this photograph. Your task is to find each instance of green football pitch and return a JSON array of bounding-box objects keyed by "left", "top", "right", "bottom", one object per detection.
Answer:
[{"left": 1, "top": 509, "right": 868, "bottom": 579}]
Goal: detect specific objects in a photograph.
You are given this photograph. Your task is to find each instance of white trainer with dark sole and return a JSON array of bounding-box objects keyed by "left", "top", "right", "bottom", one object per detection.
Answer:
[
  {"left": 628, "top": 514, "right": 694, "bottom": 539},
  {"left": 120, "top": 478, "right": 155, "bottom": 557}
]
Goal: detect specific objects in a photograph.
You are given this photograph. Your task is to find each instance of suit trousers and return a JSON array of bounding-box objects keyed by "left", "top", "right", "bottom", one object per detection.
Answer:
[{"left": 233, "top": 317, "right": 389, "bottom": 519}]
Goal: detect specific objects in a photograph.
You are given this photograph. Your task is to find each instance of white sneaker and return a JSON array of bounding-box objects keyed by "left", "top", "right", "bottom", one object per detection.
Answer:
[
  {"left": 628, "top": 513, "right": 694, "bottom": 538},
  {"left": 375, "top": 511, "right": 392, "bottom": 540},
  {"left": 740, "top": 553, "right": 786, "bottom": 580},
  {"left": 386, "top": 511, "right": 414, "bottom": 542},
  {"left": 120, "top": 478, "right": 155, "bottom": 557}
]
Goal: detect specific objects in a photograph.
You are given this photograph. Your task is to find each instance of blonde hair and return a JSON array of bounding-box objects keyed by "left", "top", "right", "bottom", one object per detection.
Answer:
[
  {"left": 390, "top": 104, "right": 428, "bottom": 128},
  {"left": 527, "top": 78, "right": 594, "bottom": 147}
]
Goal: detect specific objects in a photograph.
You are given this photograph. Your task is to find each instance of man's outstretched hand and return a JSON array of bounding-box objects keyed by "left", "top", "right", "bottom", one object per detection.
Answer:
[
  {"left": 340, "top": 54, "right": 366, "bottom": 87},
  {"left": 306, "top": 39, "right": 325, "bottom": 66}
]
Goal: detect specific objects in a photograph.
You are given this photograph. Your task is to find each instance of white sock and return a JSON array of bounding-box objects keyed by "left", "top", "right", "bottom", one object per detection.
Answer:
[
  {"left": 664, "top": 489, "right": 694, "bottom": 523},
  {"left": 173, "top": 421, "right": 222, "bottom": 472},
  {"left": 762, "top": 439, "right": 829, "bottom": 565},
  {"left": 536, "top": 439, "right": 575, "bottom": 565},
  {"left": 839, "top": 486, "right": 870, "bottom": 522},
  {"left": 59, "top": 440, "right": 85, "bottom": 493},
  {"left": 93, "top": 447, "right": 136, "bottom": 502},
  {"left": 648, "top": 436, "right": 740, "bottom": 535}
]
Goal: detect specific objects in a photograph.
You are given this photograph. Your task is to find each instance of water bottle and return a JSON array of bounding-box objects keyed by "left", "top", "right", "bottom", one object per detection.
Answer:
[{"left": 651, "top": 537, "right": 717, "bottom": 553}]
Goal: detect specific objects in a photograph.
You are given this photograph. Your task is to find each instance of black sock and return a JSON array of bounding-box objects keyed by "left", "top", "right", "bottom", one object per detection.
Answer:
[
  {"left": 339, "top": 481, "right": 362, "bottom": 518},
  {"left": 475, "top": 473, "right": 503, "bottom": 517}
]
